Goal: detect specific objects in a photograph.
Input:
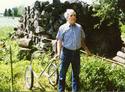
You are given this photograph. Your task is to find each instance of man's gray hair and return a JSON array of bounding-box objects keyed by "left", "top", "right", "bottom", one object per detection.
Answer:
[{"left": 64, "top": 9, "right": 76, "bottom": 20}]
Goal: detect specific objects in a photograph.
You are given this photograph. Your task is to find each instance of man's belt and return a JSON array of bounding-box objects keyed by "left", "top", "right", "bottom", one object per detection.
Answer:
[{"left": 63, "top": 47, "right": 80, "bottom": 52}]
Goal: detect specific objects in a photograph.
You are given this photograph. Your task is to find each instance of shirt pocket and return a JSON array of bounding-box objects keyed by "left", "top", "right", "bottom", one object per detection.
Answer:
[{"left": 64, "top": 31, "right": 72, "bottom": 42}]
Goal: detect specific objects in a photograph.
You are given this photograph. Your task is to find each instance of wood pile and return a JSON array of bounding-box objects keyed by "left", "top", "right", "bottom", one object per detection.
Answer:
[
  {"left": 113, "top": 41, "right": 125, "bottom": 63},
  {"left": 14, "top": 0, "right": 123, "bottom": 58}
]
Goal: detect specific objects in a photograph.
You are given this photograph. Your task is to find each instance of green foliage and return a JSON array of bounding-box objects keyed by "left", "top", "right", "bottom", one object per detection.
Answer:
[
  {"left": 56, "top": 54, "right": 125, "bottom": 91},
  {"left": 0, "top": 27, "right": 19, "bottom": 63},
  {"left": 0, "top": 63, "right": 11, "bottom": 91},
  {"left": 120, "top": 24, "right": 125, "bottom": 38},
  {"left": 3, "top": 6, "right": 25, "bottom": 17},
  {"left": 121, "top": 24, "right": 125, "bottom": 33},
  {"left": 80, "top": 54, "right": 125, "bottom": 91},
  {"left": 3, "top": 8, "right": 13, "bottom": 16},
  {"left": 8, "top": 9, "right": 13, "bottom": 16},
  {"left": 93, "top": 0, "right": 120, "bottom": 28},
  {"left": 94, "top": 0, "right": 118, "bottom": 19},
  {"left": 0, "top": 47, "right": 10, "bottom": 64},
  {"left": 4, "top": 9, "right": 8, "bottom": 16},
  {"left": 0, "top": 26, "right": 14, "bottom": 40},
  {"left": 1, "top": 48, "right": 125, "bottom": 91},
  {"left": 12, "top": 8, "right": 18, "bottom": 17},
  {"left": 17, "top": 6, "right": 25, "bottom": 16},
  {"left": 17, "top": 49, "right": 32, "bottom": 60}
]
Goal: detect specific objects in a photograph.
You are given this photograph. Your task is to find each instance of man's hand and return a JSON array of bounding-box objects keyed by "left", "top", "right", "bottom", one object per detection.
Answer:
[
  {"left": 56, "top": 39, "right": 62, "bottom": 59},
  {"left": 55, "top": 53, "right": 60, "bottom": 59}
]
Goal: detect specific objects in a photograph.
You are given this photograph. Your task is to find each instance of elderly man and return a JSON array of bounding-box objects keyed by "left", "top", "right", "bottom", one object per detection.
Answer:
[{"left": 56, "top": 9, "right": 90, "bottom": 92}]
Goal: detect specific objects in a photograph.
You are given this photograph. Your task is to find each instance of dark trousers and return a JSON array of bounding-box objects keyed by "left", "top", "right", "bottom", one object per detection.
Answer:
[{"left": 58, "top": 47, "right": 80, "bottom": 92}]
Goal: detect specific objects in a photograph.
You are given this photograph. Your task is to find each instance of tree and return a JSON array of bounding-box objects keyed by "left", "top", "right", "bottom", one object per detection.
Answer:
[
  {"left": 17, "top": 6, "right": 25, "bottom": 16},
  {"left": 4, "top": 9, "right": 8, "bottom": 16},
  {"left": 12, "top": 7, "right": 18, "bottom": 16},
  {"left": 8, "top": 8, "right": 12, "bottom": 16},
  {"left": 93, "top": 0, "right": 120, "bottom": 28},
  {"left": 84, "top": 0, "right": 122, "bottom": 57}
]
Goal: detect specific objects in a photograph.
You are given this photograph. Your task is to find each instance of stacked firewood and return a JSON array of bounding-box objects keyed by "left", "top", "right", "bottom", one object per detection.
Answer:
[
  {"left": 14, "top": 0, "right": 90, "bottom": 51},
  {"left": 15, "top": 1, "right": 59, "bottom": 51},
  {"left": 113, "top": 40, "right": 125, "bottom": 63},
  {"left": 14, "top": 0, "right": 123, "bottom": 58}
]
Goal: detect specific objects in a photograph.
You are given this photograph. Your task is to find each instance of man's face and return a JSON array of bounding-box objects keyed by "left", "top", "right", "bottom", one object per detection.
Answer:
[{"left": 68, "top": 13, "right": 76, "bottom": 25}]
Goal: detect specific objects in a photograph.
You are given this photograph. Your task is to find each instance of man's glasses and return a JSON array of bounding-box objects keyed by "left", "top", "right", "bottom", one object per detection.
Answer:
[{"left": 70, "top": 14, "right": 76, "bottom": 17}]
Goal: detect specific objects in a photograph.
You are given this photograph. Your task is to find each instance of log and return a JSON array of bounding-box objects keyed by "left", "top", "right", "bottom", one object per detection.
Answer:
[
  {"left": 42, "top": 38, "right": 52, "bottom": 43},
  {"left": 113, "top": 56, "right": 125, "bottom": 64},
  {"left": 16, "top": 29, "right": 24, "bottom": 37},
  {"left": 35, "top": 42, "right": 51, "bottom": 51},
  {"left": 35, "top": 26, "right": 45, "bottom": 33},
  {"left": 20, "top": 47, "right": 31, "bottom": 51},
  {"left": 117, "top": 51, "right": 125, "bottom": 59},
  {"left": 18, "top": 38, "right": 32, "bottom": 48}
]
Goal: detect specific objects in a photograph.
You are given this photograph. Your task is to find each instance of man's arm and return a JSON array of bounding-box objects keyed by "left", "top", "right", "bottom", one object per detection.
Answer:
[
  {"left": 57, "top": 39, "right": 62, "bottom": 57},
  {"left": 81, "top": 39, "right": 91, "bottom": 55}
]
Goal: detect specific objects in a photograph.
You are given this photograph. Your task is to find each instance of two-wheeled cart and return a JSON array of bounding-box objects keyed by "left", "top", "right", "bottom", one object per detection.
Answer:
[{"left": 25, "top": 49, "right": 60, "bottom": 89}]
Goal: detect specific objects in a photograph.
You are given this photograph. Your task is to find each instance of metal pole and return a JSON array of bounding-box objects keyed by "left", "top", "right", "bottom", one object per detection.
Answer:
[{"left": 10, "top": 46, "right": 13, "bottom": 91}]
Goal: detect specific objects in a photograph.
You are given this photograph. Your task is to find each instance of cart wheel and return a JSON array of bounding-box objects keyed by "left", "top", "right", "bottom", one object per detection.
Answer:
[
  {"left": 25, "top": 66, "right": 34, "bottom": 89},
  {"left": 48, "top": 63, "right": 59, "bottom": 86}
]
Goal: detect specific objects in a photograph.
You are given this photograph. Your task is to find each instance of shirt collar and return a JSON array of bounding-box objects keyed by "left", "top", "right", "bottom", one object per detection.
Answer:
[{"left": 66, "top": 22, "right": 76, "bottom": 27}]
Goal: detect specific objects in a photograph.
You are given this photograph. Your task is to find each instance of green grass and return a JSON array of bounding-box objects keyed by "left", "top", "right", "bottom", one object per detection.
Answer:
[
  {"left": 120, "top": 24, "right": 125, "bottom": 38},
  {"left": 0, "top": 26, "right": 14, "bottom": 40},
  {"left": 1, "top": 26, "right": 125, "bottom": 91}
]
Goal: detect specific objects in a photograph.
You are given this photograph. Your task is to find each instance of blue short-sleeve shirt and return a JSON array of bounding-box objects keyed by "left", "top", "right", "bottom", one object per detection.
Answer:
[{"left": 56, "top": 22, "right": 85, "bottom": 50}]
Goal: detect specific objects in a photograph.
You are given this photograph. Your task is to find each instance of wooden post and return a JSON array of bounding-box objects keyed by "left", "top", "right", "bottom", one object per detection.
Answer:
[{"left": 10, "top": 46, "right": 13, "bottom": 91}]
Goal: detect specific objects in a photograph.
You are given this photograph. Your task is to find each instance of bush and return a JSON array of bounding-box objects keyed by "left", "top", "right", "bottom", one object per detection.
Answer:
[
  {"left": 80, "top": 54, "right": 125, "bottom": 91},
  {"left": 0, "top": 63, "right": 11, "bottom": 91},
  {"left": 64, "top": 54, "right": 125, "bottom": 91}
]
